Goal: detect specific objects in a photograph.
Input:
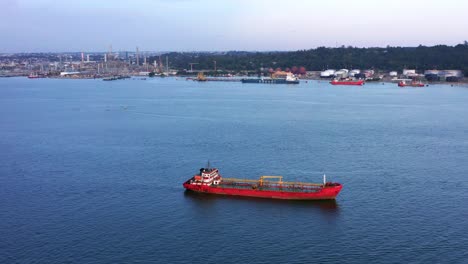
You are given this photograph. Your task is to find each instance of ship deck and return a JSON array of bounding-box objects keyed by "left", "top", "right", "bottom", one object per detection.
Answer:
[{"left": 215, "top": 178, "right": 324, "bottom": 193}]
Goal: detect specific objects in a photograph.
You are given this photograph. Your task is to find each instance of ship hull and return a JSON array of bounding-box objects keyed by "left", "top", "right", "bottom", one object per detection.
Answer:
[
  {"left": 330, "top": 80, "right": 364, "bottom": 86},
  {"left": 398, "top": 83, "right": 424, "bottom": 87},
  {"left": 241, "top": 79, "right": 299, "bottom": 84},
  {"left": 183, "top": 181, "right": 342, "bottom": 200}
]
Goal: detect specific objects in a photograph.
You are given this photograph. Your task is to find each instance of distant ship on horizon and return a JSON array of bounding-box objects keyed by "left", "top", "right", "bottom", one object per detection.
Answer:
[{"left": 242, "top": 71, "right": 300, "bottom": 84}]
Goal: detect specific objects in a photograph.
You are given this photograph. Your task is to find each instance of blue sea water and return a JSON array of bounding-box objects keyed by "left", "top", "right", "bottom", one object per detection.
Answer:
[{"left": 1, "top": 77, "right": 468, "bottom": 263}]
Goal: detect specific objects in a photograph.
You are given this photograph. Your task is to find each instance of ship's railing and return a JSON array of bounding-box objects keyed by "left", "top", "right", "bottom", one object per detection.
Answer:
[
  {"left": 222, "top": 178, "right": 324, "bottom": 187},
  {"left": 222, "top": 178, "right": 258, "bottom": 183}
]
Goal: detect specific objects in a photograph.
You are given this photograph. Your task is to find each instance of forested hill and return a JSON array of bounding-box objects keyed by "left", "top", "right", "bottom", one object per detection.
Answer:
[{"left": 153, "top": 43, "right": 468, "bottom": 74}]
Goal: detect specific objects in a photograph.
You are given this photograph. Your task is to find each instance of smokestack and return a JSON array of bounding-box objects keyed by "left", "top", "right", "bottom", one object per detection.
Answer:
[{"left": 136, "top": 47, "right": 140, "bottom": 66}]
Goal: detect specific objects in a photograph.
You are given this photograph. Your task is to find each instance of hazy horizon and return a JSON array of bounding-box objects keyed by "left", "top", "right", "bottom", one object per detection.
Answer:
[
  {"left": 2, "top": 42, "right": 468, "bottom": 55},
  {"left": 2, "top": 0, "right": 468, "bottom": 53}
]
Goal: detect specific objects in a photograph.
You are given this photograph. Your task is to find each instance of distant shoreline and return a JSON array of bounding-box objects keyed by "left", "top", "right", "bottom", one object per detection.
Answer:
[{"left": 2, "top": 75, "right": 468, "bottom": 87}]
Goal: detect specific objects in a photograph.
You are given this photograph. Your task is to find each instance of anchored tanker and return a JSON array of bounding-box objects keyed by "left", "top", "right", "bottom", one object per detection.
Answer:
[
  {"left": 183, "top": 164, "right": 343, "bottom": 200},
  {"left": 241, "top": 72, "right": 299, "bottom": 84},
  {"left": 330, "top": 79, "right": 365, "bottom": 86}
]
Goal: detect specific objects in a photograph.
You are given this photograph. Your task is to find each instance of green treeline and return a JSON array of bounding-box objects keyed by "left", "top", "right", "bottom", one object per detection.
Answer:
[{"left": 151, "top": 43, "right": 468, "bottom": 75}]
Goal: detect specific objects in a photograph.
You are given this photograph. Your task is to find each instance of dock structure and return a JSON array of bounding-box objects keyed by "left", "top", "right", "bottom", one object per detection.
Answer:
[{"left": 204, "top": 78, "right": 240, "bottom": 82}]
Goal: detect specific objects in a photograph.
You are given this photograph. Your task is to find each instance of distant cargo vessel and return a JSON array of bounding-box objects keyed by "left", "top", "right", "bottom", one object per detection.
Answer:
[
  {"left": 330, "top": 79, "right": 365, "bottom": 86},
  {"left": 28, "top": 73, "right": 45, "bottom": 79},
  {"left": 242, "top": 72, "right": 300, "bottom": 84},
  {"left": 398, "top": 80, "right": 425, "bottom": 87},
  {"left": 241, "top": 78, "right": 299, "bottom": 84},
  {"left": 183, "top": 165, "right": 342, "bottom": 200}
]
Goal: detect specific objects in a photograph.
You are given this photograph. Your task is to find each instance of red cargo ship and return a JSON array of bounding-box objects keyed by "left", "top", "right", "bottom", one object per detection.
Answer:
[
  {"left": 183, "top": 165, "right": 342, "bottom": 200},
  {"left": 398, "top": 81, "right": 425, "bottom": 87},
  {"left": 330, "top": 79, "right": 365, "bottom": 86}
]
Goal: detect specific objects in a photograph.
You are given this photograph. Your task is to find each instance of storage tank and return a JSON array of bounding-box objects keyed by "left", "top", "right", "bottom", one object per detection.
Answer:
[
  {"left": 403, "top": 69, "right": 416, "bottom": 76},
  {"left": 354, "top": 73, "right": 366, "bottom": 79},
  {"left": 425, "top": 74, "right": 440, "bottom": 82},
  {"left": 425, "top": 70, "right": 440, "bottom": 81},
  {"left": 349, "top": 69, "right": 360, "bottom": 77},
  {"left": 334, "top": 69, "right": 349, "bottom": 78},
  {"left": 320, "top": 69, "right": 336, "bottom": 78},
  {"left": 424, "top": 70, "right": 440, "bottom": 75},
  {"left": 446, "top": 76, "right": 460, "bottom": 82},
  {"left": 364, "top": 70, "right": 374, "bottom": 78},
  {"left": 441, "top": 70, "right": 463, "bottom": 78}
]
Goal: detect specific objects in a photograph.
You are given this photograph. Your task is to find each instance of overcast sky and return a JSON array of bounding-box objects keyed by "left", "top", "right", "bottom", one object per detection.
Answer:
[{"left": 1, "top": 0, "right": 467, "bottom": 52}]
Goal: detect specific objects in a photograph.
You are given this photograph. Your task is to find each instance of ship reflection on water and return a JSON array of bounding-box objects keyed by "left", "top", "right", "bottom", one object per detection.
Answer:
[{"left": 183, "top": 189, "right": 340, "bottom": 214}]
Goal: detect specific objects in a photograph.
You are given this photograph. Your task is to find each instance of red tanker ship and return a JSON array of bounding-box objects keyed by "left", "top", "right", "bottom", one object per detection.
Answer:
[
  {"left": 330, "top": 79, "right": 365, "bottom": 86},
  {"left": 398, "top": 80, "right": 425, "bottom": 87},
  {"left": 183, "top": 165, "right": 342, "bottom": 200}
]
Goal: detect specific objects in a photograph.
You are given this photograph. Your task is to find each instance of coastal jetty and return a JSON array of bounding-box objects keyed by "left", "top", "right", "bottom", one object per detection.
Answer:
[
  {"left": 103, "top": 75, "right": 131, "bottom": 81},
  {"left": 188, "top": 72, "right": 241, "bottom": 82},
  {"left": 187, "top": 77, "right": 240, "bottom": 82},
  {"left": 203, "top": 77, "right": 240, "bottom": 82}
]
